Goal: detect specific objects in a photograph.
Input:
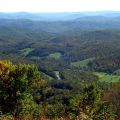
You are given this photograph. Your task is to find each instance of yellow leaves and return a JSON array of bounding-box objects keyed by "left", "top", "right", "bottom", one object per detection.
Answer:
[
  {"left": 79, "top": 112, "right": 93, "bottom": 120},
  {"left": 0, "top": 60, "right": 15, "bottom": 86},
  {"left": 0, "top": 114, "right": 13, "bottom": 120},
  {"left": 0, "top": 60, "right": 13, "bottom": 76},
  {"left": 85, "top": 106, "right": 90, "bottom": 113}
]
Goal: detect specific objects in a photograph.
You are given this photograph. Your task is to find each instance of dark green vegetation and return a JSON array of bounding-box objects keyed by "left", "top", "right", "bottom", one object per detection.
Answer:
[
  {"left": 0, "top": 60, "right": 116, "bottom": 119},
  {"left": 0, "top": 12, "right": 120, "bottom": 119}
]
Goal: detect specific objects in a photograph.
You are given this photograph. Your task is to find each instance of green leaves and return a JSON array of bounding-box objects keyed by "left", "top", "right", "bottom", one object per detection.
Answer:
[
  {"left": 67, "top": 84, "right": 115, "bottom": 120},
  {"left": 0, "top": 60, "right": 115, "bottom": 119},
  {"left": 46, "top": 103, "right": 65, "bottom": 119},
  {"left": 0, "top": 60, "right": 46, "bottom": 115}
]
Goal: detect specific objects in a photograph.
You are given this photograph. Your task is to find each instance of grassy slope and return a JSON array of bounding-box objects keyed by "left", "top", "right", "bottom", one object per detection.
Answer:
[
  {"left": 71, "top": 57, "right": 95, "bottom": 68},
  {"left": 95, "top": 72, "right": 120, "bottom": 83},
  {"left": 48, "top": 52, "right": 62, "bottom": 59},
  {"left": 20, "top": 48, "right": 34, "bottom": 56}
]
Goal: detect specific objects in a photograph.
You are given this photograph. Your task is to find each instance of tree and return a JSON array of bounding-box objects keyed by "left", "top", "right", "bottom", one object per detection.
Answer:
[
  {"left": 68, "top": 83, "right": 115, "bottom": 120},
  {"left": 0, "top": 60, "right": 46, "bottom": 118}
]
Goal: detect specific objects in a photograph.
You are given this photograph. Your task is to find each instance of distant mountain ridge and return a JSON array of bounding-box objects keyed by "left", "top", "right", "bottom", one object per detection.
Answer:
[{"left": 0, "top": 11, "right": 120, "bottom": 21}]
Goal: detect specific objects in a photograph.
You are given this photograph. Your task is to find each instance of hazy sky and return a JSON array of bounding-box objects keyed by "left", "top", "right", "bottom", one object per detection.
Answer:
[{"left": 0, "top": 0, "right": 120, "bottom": 13}]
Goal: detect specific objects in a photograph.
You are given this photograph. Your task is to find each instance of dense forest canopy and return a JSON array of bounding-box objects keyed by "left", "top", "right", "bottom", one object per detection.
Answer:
[{"left": 0, "top": 12, "right": 120, "bottom": 119}]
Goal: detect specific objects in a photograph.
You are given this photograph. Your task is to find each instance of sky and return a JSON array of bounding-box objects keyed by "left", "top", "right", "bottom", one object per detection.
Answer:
[{"left": 0, "top": 0, "right": 120, "bottom": 13}]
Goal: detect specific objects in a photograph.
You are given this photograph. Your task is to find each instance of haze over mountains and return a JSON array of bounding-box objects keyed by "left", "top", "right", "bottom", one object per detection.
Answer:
[
  {"left": 1, "top": 11, "right": 120, "bottom": 21},
  {"left": 1, "top": 11, "right": 120, "bottom": 37}
]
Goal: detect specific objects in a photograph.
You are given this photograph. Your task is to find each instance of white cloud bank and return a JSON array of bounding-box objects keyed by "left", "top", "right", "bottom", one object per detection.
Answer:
[{"left": 0, "top": 0, "right": 120, "bottom": 12}]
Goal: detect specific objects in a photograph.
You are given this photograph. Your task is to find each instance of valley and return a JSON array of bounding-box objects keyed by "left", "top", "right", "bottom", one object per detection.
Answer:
[{"left": 0, "top": 12, "right": 120, "bottom": 119}]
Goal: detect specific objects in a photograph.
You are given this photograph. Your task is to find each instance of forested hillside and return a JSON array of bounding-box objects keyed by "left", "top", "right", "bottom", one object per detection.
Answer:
[
  {"left": 0, "top": 60, "right": 116, "bottom": 119},
  {"left": 0, "top": 12, "right": 120, "bottom": 119}
]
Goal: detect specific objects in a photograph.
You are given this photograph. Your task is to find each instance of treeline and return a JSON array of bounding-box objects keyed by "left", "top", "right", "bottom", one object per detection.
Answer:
[{"left": 0, "top": 60, "right": 118, "bottom": 120}]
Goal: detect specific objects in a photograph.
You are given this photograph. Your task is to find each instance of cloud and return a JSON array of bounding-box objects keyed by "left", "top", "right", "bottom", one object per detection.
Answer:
[{"left": 0, "top": 0, "right": 120, "bottom": 12}]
